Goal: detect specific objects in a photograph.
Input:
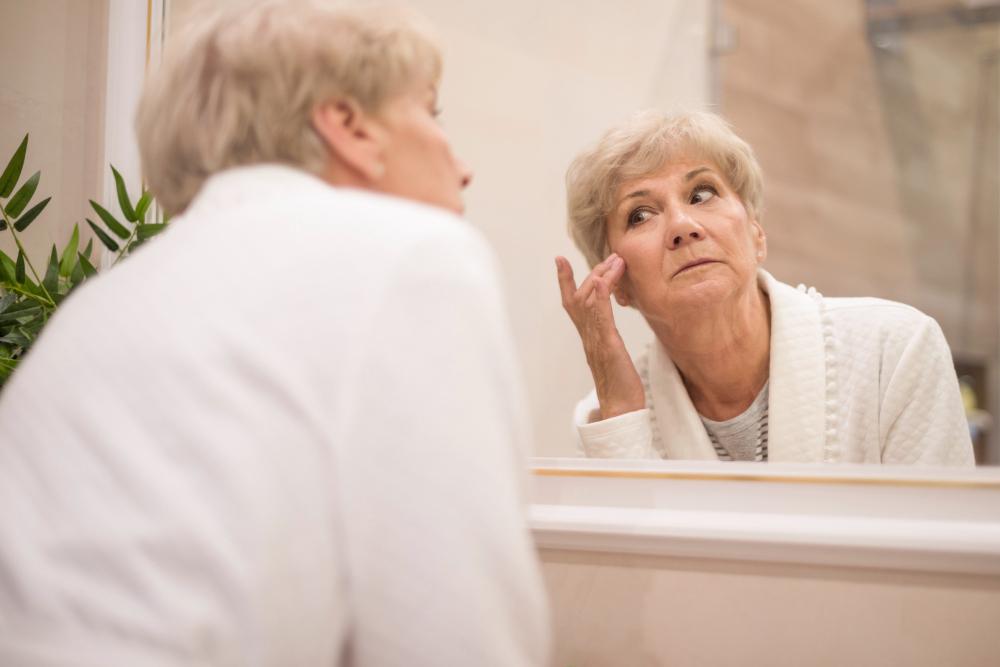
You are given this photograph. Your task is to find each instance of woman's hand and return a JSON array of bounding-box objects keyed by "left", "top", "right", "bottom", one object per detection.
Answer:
[{"left": 556, "top": 253, "right": 645, "bottom": 420}]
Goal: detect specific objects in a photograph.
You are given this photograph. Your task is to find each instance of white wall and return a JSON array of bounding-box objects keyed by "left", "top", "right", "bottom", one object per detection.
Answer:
[{"left": 167, "top": 0, "right": 712, "bottom": 456}]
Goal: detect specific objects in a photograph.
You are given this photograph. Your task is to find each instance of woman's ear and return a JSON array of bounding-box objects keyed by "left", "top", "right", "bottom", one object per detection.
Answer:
[
  {"left": 311, "top": 99, "right": 386, "bottom": 184},
  {"left": 751, "top": 219, "right": 767, "bottom": 263}
]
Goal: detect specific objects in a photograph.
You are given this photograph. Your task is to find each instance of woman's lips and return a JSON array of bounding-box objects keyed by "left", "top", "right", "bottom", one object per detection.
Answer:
[{"left": 673, "top": 259, "right": 718, "bottom": 277}]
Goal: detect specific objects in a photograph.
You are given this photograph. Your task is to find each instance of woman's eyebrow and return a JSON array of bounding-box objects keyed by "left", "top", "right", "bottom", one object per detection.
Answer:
[
  {"left": 613, "top": 189, "right": 651, "bottom": 214},
  {"left": 622, "top": 188, "right": 650, "bottom": 201},
  {"left": 684, "top": 167, "right": 712, "bottom": 181}
]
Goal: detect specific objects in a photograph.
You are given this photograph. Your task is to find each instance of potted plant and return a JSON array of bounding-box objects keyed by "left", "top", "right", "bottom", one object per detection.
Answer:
[{"left": 0, "top": 135, "right": 165, "bottom": 387}]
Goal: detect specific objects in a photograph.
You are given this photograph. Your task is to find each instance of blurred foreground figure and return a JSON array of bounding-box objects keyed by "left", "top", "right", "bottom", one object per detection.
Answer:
[{"left": 0, "top": 1, "right": 548, "bottom": 664}]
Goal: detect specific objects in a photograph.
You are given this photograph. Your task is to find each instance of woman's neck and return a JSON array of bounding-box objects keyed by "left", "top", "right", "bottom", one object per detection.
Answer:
[{"left": 649, "top": 284, "right": 771, "bottom": 421}]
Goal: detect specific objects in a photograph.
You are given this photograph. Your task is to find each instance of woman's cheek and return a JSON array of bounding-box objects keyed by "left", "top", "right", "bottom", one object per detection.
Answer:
[{"left": 614, "top": 233, "right": 648, "bottom": 263}]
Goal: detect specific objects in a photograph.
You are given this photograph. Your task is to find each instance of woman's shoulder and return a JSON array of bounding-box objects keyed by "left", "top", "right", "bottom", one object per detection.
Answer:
[
  {"left": 822, "top": 295, "right": 933, "bottom": 328},
  {"left": 820, "top": 294, "right": 945, "bottom": 357}
]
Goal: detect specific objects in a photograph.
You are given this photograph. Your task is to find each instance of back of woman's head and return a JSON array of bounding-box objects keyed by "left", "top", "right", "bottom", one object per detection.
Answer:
[{"left": 136, "top": 0, "right": 441, "bottom": 216}]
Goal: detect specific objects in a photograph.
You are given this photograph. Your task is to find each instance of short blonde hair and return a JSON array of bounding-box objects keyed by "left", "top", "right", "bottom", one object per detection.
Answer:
[
  {"left": 136, "top": 0, "right": 442, "bottom": 216},
  {"left": 566, "top": 110, "right": 764, "bottom": 268}
]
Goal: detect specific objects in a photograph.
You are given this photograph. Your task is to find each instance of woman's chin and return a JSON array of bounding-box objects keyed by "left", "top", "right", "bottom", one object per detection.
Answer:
[{"left": 664, "top": 275, "right": 738, "bottom": 310}]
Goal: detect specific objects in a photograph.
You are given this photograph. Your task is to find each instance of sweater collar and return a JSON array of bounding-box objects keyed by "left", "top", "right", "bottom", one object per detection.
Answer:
[{"left": 648, "top": 269, "right": 828, "bottom": 462}]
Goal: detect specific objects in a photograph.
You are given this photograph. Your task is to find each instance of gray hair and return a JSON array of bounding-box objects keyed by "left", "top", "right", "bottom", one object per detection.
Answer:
[
  {"left": 136, "top": 0, "right": 442, "bottom": 216},
  {"left": 566, "top": 110, "right": 764, "bottom": 268}
]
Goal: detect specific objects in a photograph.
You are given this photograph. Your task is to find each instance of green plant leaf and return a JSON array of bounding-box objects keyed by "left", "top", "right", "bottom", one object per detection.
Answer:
[
  {"left": 8, "top": 297, "right": 40, "bottom": 312},
  {"left": 0, "top": 250, "right": 15, "bottom": 283},
  {"left": 22, "top": 315, "right": 44, "bottom": 335},
  {"left": 134, "top": 191, "right": 152, "bottom": 221},
  {"left": 78, "top": 252, "right": 98, "bottom": 278},
  {"left": 5, "top": 171, "right": 40, "bottom": 218},
  {"left": 59, "top": 225, "right": 80, "bottom": 277},
  {"left": 15, "top": 250, "right": 24, "bottom": 284},
  {"left": 89, "top": 200, "right": 130, "bottom": 239},
  {"left": 0, "top": 135, "right": 27, "bottom": 199},
  {"left": 70, "top": 259, "right": 84, "bottom": 285},
  {"left": 0, "top": 356, "right": 19, "bottom": 384},
  {"left": 43, "top": 246, "right": 59, "bottom": 293},
  {"left": 86, "top": 218, "right": 120, "bottom": 252},
  {"left": 13, "top": 196, "right": 50, "bottom": 232},
  {"left": 13, "top": 283, "right": 50, "bottom": 306},
  {"left": 0, "top": 334, "right": 26, "bottom": 348},
  {"left": 16, "top": 326, "right": 33, "bottom": 349},
  {"left": 111, "top": 166, "right": 137, "bottom": 222},
  {"left": 0, "top": 220, "right": 6, "bottom": 231},
  {"left": 3, "top": 299, "right": 41, "bottom": 317},
  {"left": 0, "top": 293, "right": 14, "bottom": 314},
  {"left": 0, "top": 304, "right": 41, "bottom": 326},
  {"left": 82, "top": 238, "right": 94, "bottom": 260},
  {"left": 136, "top": 223, "right": 167, "bottom": 241}
]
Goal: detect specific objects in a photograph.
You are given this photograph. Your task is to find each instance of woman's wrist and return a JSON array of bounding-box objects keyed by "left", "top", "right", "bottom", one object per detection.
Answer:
[{"left": 599, "top": 400, "right": 645, "bottom": 421}]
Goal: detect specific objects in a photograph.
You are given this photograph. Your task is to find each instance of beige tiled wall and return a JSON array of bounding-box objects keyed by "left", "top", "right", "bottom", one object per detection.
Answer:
[{"left": 718, "top": 1, "right": 999, "bottom": 378}]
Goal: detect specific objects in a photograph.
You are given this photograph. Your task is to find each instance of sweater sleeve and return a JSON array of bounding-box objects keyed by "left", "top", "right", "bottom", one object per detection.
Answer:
[
  {"left": 572, "top": 388, "right": 657, "bottom": 458},
  {"left": 335, "top": 226, "right": 549, "bottom": 666},
  {"left": 879, "top": 315, "right": 975, "bottom": 466},
  {"left": 577, "top": 409, "right": 657, "bottom": 458}
]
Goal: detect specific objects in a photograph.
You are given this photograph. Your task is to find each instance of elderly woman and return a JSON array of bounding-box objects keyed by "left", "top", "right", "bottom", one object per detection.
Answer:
[
  {"left": 0, "top": 2, "right": 547, "bottom": 665},
  {"left": 557, "top": 111, "right": 973, "bottom": 465}
]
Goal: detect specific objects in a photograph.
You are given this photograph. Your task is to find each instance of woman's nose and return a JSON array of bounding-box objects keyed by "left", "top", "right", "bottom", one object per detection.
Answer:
[
  {"left": 666, "top": 213, "right": 704, "bottom": 250},
  {"left": 457, "top": 158, "right": 473, "bottom": 189}
]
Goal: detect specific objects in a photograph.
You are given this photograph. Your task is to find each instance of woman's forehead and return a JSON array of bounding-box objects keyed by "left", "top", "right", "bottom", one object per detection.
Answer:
[{"left": 616, "top": 156, "right": 723, "bottom": 196}]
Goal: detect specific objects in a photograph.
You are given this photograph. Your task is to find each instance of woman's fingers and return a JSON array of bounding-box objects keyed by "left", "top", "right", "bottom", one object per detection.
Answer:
[
  {"left": 603, "top": 255, "right": 626, "bottom": 290},
  {"left": 556, "top": 253, "right": 626, "bottom": 331},
  {"left": 588, "top": 260, "right": 621, "bottom": 308},
  {"left": 557, "top": 254, "right": 628, "bottom": 341},
  {"left": 556, "top": 254, "right": 643, "bottom": 419},
  {"left": 554, "top": 256, "right": 578, "bottom": 306},
  {"left": 557, "top": 255, "right": 603, "bottom": 308},
  {"left": 574, "top": 254, "right": 620, "bottom": 302}
]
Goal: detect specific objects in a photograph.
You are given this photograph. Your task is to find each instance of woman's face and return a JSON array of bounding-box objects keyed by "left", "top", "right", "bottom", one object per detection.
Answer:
[
  {"left": 374, "top": 85, "right": 472, "bottom": 214},
  {"left": 605, "top": 156, "right": 766, "bottom": 324}
]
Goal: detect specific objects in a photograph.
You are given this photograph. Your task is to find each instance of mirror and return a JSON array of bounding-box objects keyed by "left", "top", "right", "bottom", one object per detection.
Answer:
[{"left": 161, "top": 0, "right": 999, "bottom": 466}]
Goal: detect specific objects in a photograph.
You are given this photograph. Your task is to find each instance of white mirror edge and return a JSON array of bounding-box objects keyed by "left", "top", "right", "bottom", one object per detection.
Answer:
[{"left": 530, "top": 457, "right": 1000, "bottom": 576}]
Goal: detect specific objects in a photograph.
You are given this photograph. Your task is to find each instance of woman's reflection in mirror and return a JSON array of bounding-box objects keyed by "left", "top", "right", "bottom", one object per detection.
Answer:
[{"left": 556, "top": 110, "right": 973, "bottom": 466}]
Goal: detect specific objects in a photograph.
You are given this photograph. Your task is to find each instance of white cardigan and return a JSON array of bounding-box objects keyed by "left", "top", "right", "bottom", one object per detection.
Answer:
[{"left": 576, "top": 270, "right": 975, "bottom": 466}]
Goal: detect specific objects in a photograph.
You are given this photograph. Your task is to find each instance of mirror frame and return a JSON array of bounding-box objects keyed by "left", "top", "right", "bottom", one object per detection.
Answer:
[{"left": 531, "top": 457, "right": 1000, "bottom": 575}]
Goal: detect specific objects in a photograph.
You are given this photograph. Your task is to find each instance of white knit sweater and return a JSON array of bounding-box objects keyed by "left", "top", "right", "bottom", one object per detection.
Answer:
[{"left": 575, "top": 270, "right": 975, "bottom": 466}]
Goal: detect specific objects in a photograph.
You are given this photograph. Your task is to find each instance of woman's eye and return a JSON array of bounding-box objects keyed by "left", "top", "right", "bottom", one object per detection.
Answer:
[
  {"left": 627, "top": 208, "right": 653, "bottom": 227},
  {"left": 691, "top": 186, "right": 717, "bottom": 204}
]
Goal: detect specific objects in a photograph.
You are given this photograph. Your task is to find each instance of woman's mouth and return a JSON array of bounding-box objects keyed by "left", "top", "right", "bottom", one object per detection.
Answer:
[{"left": 672, "top": 258, "right": 718, "bottom": 277}]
